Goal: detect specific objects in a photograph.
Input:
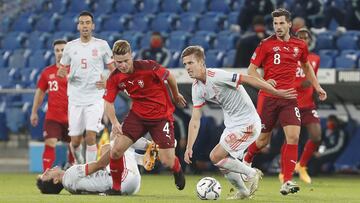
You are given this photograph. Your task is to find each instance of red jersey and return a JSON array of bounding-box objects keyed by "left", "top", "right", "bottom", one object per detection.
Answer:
[
  {"left": 251, "top": 35, "right": 309, "bottom": 97},
  {"left": 37, "top": 64, "right": 68, "bottom": 123},
  {"left": 295, "top": 53, "right": 320, "bottom": 109},
  {"left": 103, "top": 60, "right": 175, "bottom": 121}
]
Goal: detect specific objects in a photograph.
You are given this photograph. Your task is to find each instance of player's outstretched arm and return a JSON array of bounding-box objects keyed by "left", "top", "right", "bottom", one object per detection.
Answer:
[
  {"left": 167, "top": 72, "right": 186, "bottom": 107},
  {"left": 241, "top": 74, "right": 297, "bottom": 99},
  {"left": 30, "top": 89, "right": 46, "bottom": 127},
  {"left": 301, "top": 62, "right": 327, "bottom": 101},
  {"left": 184, "top": 107, "right": 202, "bottom": 164}
]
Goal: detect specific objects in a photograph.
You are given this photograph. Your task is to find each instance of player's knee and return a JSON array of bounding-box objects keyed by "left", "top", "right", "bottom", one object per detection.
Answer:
[
  {"left": 209, "top": 151, "right": 221, "bottom": 164},
  {"left": 110, "top": 149, "right": 123, "bottom": 159},
  {"left": 285, "top": 135, "right": 299, "bottom": 144}
]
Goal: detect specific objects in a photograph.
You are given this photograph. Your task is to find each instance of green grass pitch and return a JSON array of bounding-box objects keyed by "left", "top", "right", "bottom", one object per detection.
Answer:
[{"left": 0, "top": 173, "right": 359, "bottom": 202}]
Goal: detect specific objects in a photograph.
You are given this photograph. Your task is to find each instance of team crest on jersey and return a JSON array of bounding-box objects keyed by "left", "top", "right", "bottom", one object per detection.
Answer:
[
  {"left": 138, "top": 80, "right": 144, "bottom": 88},
  {"left": 293, "top": 47, "right": 299, "bottom": 57},
  {"left": 43, "top": 130, "right": 48, "bottom": 137},
  {"left": 273, "top": 46, "right": 281, "bottom": 52},
  {"left": 92, "top": 49, "right": 98, "bottom": 57},
  {"left": 207, "top": 70, "right": 215, "bottom": 77},
  {"left": 49, "top": 74, "right": 55, "bottom": 79}
]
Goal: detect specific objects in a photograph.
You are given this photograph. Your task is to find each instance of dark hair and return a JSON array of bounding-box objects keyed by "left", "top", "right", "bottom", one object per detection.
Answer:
[
  {"left": 78, "top": 11, "right": 94, "bottom": 22},
  {"left": 296, "top": 28, "right": 312, "bottom": 40},
  {"left": 36, "top": 178, "right": 64, "bottom": 194},
  {"left": 52, "top": 39, "right": 67, "bottom": 47},
  {"left": 152, "top": 31, "right": 162, "bottom": 36},
  {"left": 271, "top": 8, "right": 291, "bottom": 22}
]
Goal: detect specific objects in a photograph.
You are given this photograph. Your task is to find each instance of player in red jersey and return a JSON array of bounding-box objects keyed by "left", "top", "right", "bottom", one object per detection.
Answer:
[
  {"left": 103, "top": 40, "right": 187, "bottom": 195},
  {"left": 30, "top": 39, "right": 74, "bottom": 172},
  {"left": 278, "top": 28, "right": 322, "bottom": 184},
  {"left": 244, "top": 8, "right": 327, "bottom": 195}
]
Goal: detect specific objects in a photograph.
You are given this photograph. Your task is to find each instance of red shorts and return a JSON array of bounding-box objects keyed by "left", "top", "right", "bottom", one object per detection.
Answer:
[
  {"left": 43, "top": 119, "right": 70, "bottom": 142},
  {"left": 300, "top": 107, "right": 320, "bottom": 125},
  {"left": 257, "top": 96, "right": 301, "bottom": 133},
  {"left": 122, "top": 111, "right": 175, "bottom": 149}
]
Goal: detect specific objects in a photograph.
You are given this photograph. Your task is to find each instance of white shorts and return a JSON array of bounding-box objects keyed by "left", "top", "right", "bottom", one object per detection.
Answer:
[
  {"left": 219, "top": 121, "right": 261, "bottom": 160},
  {"left": 68, "top": 100, "right": 104, "bottom": 136}
]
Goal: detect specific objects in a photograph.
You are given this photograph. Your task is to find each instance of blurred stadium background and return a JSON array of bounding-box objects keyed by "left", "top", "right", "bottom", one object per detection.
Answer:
[{"left": 0, "top": 0, "right": 359, "bottom": 181}]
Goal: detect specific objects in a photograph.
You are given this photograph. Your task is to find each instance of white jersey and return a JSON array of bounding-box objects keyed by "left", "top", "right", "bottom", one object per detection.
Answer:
[
  {"left": 60, "top": 37, "right": 113, "bottom": 105},
  {"left": 192, "top": 68, "right": 260, "bottom": 129},
  {"left": 62, "top": 149, "right": 140, "bottom": 194}
]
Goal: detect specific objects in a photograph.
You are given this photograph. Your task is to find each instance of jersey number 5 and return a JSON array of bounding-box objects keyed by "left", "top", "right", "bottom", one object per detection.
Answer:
[
  {"left": 48, "top": 81, "right": 58, "bottom": 91},
  {"left": 81, "top": 58, "right": 87, "bottom": 69},
  {"left": 274, "top": 53, "right": 281, "bottom": 64}
]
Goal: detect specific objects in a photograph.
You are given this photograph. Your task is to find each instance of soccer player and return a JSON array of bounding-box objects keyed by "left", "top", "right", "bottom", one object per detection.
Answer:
[
  {"left": 57, "top": 11, "right": 115, "bottom": 164},
  {"left": 279, "top": 28, "right": 322, "bottom": 184},
  {"left": 30, "top": 39, "right": 74, "bottom": 172},
  {"left": 181, "top": 46, "right": 297, "bottom": 199},
  {"left": 103, "top": 40, "right": 187, "bottom": 195},
  {"left": 244, "top": 8, "right": 327, "bottom": 195},
  {"left": 36, "top": 137, "right": 158, "bottom": 195}
]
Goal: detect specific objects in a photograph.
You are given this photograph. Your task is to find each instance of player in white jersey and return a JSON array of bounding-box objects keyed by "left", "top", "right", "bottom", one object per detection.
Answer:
[
  {"left": 57, "top": 11, "right": 115, "bottom": 164},
  {"left": 36, "top": 137, "right": 158, "bottom": 195},
  {"left": 181, "top": 46, "right": 297, "bottom": 199}
]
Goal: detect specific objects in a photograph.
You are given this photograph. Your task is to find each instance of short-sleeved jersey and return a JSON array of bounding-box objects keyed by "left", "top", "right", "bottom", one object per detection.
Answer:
[
  {"left": 60, "top": 37, "right": 113, "bottom": 105},
  {"left": 295, "top": 53, "right": 320, "bottom": 109},
  {"left": 37, "top": 64, "right": 68, "bottom": 123},
  {"left": 62, "top": 149, "right": 139, "bottom": 193},
  {"left": 103, "top": 60, "right": 174, "bottom": 121},
  {"left": 192, "top": 68, "right": 260, "bottom": 129},
  {"left": 251, "top": 35, "right": 309, "bottom": 97}
]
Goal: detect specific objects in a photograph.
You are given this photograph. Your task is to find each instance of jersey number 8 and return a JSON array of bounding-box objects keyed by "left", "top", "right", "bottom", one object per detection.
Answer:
[{"left": 274, "top": 53, "right": 281, "bottom": 64}]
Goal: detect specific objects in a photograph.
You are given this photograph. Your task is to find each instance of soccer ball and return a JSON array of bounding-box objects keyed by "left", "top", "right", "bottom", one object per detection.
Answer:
[{"left": 196, "top": 177, "right": 221, "bottom": 200}]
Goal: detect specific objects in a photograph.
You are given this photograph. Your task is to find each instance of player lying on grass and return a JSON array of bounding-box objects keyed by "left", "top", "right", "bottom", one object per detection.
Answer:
[{"left": 36, "top": 137, "right": 158, "bottom": 195}]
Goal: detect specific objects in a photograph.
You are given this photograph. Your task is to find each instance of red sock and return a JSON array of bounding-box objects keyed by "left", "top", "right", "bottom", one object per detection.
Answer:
[
  {"left": 300, "top": 140, "right": 319, "bottom": 167},
  {"left": 67, "top": 145, "right": 75, "bottom": 165},
  {"left": 283, "top": 144, "right": 298, "bottom": 182},
  {"left": 42, "top": 145, "right": 55, "bottom": 172},
  {"left": 280, "top": 142, "right": 286, "bottom": 174},
  {"left": 110, "top": 156, "right": 124, "bottom": 191},
  {"left": 171, "top": 156, "right": 181, "bottom": 173},
  {"left": 244, "top": 142, "right": 260, "bottom": 163}
]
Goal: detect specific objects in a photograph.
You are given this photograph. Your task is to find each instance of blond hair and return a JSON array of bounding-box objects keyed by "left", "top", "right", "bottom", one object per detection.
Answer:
[
  {"left": 181, "top": 46, "right": 205, "bottom": 62},
  {"left": 112, "top": 40, "right": 131, "bottom": 55}
]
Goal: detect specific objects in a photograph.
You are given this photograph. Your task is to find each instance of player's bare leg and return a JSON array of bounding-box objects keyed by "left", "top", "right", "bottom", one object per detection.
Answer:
[
  {"left": 280, "top": 125, "right": 300, "bottom": 195},
  {"left": 158, "top": 148, "right": 185, "bottom": 190},
  {"left": 296, "top": 123, "right": 321, "bottom": 184},
  {"left": 70, "top": 135, "right": 84, "bottom": 164},
  {"left": 85, "top": 130, "right": 98, "bottom": 162}
]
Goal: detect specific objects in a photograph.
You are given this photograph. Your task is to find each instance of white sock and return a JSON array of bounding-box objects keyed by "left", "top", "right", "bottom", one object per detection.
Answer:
[
  {"left": 216, "top": 157, "right": 256, "bottom": 178},
  {"left": 224, "top": 171, "right": 249, "bottom": 194},
  {"left": 72, "top": 144, "right": 84, "bottom": 164},
  {"left": 132, "top": 137, "right": 150, "bottom": 151},
  {"left": 86, "top": 144, "right": 97, "bottom": 162}
]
